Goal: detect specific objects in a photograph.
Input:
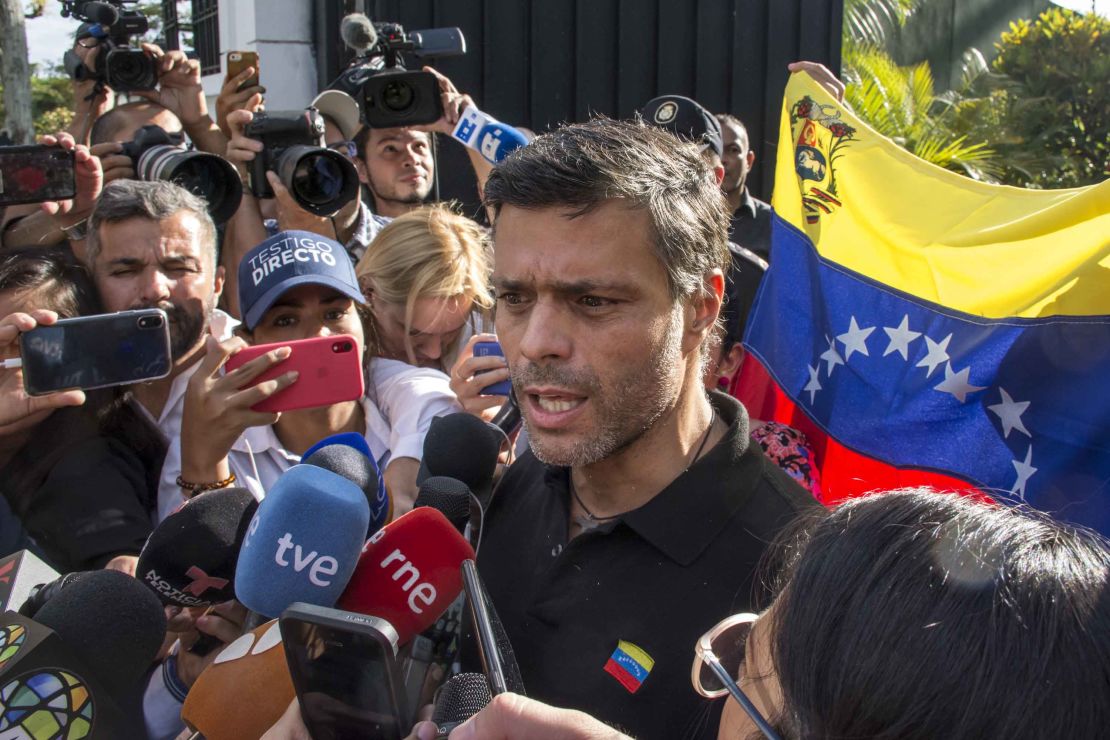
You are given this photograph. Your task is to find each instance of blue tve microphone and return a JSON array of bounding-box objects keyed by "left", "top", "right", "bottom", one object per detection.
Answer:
[
  {"left": 234, "top": 465, "right": 370, "bottom": 618},
  {"left": 451, "top": 106, "right": 529, "bottom": 164}
]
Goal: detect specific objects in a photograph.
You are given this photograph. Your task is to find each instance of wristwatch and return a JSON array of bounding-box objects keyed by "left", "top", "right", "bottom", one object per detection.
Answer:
[{"left": 61, "top": 218, "right": 89, "bottom": 241}]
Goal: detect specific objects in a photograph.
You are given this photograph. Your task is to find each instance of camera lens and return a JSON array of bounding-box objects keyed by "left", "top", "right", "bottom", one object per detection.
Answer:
[
  {"left": 136, "top": 146, "right": 244, "bottom": 224},
  {"left": 137, "top": 314, "right": 164, "bottom": 330},
  {"left": 104, "top": 48, "right": 158, "bottom": 92},
  {"left": 275, "top": 146, "right": 359, "bottom": 216},
  {"left": 382, "top": 80, "right": 416, "bottom": 113}
]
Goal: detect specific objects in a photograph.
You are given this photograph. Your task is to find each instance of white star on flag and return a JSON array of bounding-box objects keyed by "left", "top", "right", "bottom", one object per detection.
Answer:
[
  {"left": 934, "top": 362, "right": 986, "bottom": 403},
  {"left": 916, "top": 333, "right": 952, "bottom": 378},
  {"left": 819, "top": 334, "right": 844, "bottom": 377},
  {"left": 988, "top": 388, "right": 1032, "bottom": 439},
  {"left": 804, "top": 364, "right": 822, "bottom": 404},
  {"left": 837, "top": 316, "right": 874, "bottom": 362},
  {"left": 882, "top": 315, "right": 922, "bottom": 361},
  {"left": 1010, "top": 444, "right": 1037, "bottom": 500}
]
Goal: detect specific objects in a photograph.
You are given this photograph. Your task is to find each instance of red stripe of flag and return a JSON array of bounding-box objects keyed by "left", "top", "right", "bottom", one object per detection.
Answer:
[{"left": 730, "top": 356, "right": 993, "bottom": 506}]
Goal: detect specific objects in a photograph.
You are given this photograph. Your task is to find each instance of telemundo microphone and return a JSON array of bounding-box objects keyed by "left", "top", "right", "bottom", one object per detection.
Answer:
[{"left": 451, "top": 105, "right": 529, "bottom": 165}]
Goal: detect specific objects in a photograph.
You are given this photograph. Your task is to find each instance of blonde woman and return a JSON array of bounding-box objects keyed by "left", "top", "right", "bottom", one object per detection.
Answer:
[{"left": 355, "top": 204, "right": 495, "bottom": 366}]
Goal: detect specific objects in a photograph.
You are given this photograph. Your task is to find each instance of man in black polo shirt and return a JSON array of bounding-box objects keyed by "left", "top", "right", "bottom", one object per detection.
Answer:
[
  {"left": 717, "top": 112, "right": 773, "bottom": 263},
  {"left": 469, "top": 118, "right": 816, "bottom": 739}
]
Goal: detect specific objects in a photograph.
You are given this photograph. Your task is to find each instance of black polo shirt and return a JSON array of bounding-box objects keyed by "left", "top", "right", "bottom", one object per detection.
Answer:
[
  {"left": 465, "top": 392, "right": 817, "bottom": 739},
  {"left": 728, "top": 189, "right": 772, "bottom": 261}
]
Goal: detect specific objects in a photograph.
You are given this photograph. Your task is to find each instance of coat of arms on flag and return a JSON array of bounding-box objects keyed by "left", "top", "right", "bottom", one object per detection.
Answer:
[{"left": 735, "top": 72, "right": 1110, "bottom": 536}]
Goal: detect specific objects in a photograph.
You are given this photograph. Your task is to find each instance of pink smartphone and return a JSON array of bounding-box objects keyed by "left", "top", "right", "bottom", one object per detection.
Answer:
[{"left": 224, "top": 334, "right": 364, "bottom": 413}]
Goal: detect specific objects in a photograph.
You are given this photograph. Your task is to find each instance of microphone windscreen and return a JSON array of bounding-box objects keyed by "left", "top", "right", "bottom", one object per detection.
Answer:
[
  {"left": 303, "top": 443, "right": 390, "bottom": 535},
  {"left": 419, "top": 412, "right": 501, "bottom": 503},
  {"left": 235, "top": 465, "right": 370, "bottom": 618},
  {"left": 414, "top": 476, "right": 471, "bottom": 533},
  {"left": 182, "top": 620, "right": 295, "bottom": 740},
  {"left": 340, "top": 12, "right": 378, "bottom": 52},
  {"left": 302, "top": 431, "right": 372, "bottom": 461},
  {"left": 34, "top": 569, "right": 166, "bottom": 698},
  {"left": 17, "top": 570, "right": 91, "bottom": 618},
  {"left": 137, "top": 487, "right": 258, "bottom": 607},
  {"left": 431, "top": 673, "right": 491, "bottom": 725},
  {"left": 337, "top": 507, "right": 474, "bottom": 645}
]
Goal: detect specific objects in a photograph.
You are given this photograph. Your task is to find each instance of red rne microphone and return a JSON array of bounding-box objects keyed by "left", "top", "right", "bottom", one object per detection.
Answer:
[{"left": 337, "top": 507, "right": 475, "bottom": 643}]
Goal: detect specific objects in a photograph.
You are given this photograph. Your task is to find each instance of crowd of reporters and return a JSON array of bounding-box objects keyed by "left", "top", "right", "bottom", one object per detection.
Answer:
[{"left": 0, "top": 12, "right": 1106, "bottom": 740}]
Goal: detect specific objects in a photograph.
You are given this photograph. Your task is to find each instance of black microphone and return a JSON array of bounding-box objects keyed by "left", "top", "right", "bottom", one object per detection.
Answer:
[
  {"left": 18, "top": 570, "right": 91, "bottom": 618},
  {"left": 418, "top": 413, "right": 502, "bottom": 507},
  {"left": 72, "top": 1, "right": 120, "bottom": 25},
  {"left": 490, "top": 393, "right": 522, "bottom": 437},
  {"left": 432, "top": 673, "right": 491, "bottom": 738},
  {"left": 303, "top": 442, "right": 390, "bottom": 536},
  {"left": 340, "top": 13, "right": 378, "bottom": 53},
  {"left": 136, "top": 487, "right": 258, "bottom": 655},
  {"left": 414, "top": 476, "right": 472, "bottom": 534}
]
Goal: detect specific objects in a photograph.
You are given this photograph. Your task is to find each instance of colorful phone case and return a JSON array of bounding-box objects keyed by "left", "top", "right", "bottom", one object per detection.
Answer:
[
  {"left": 224, "top": 334, "right": 364, "bottom": 413},
  {"left": 473, "top": 341, "right": 511, "bottom": 396}
]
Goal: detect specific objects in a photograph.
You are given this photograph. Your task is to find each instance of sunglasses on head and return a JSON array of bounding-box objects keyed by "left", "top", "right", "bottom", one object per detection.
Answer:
[{"left": 691, "top": 612, "right": 781, "bottom": 740}]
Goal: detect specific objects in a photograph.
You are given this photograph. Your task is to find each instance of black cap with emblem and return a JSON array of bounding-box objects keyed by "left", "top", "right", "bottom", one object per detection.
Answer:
[{"left": 639, "top": 94, "right": 724, "bottom": 159}]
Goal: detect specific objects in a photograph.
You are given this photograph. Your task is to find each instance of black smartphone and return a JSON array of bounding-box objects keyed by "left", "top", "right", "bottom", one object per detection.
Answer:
[
  {"left": 280, "top": 603, "right": 410, "bottom": 740},
  {"left": 0, "top": 145, "right": 76, "bottom": 206},
  {"left": 19, "top": 309, "right": 172, "bottom": 396}
]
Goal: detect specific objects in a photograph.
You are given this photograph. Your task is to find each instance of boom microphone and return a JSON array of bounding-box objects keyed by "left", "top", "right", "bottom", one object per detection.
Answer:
[
  {"left": 340, "top": 13, "right": 378, "bottom": 53},
  {"left": 337, "top": 507, "right": 475, "bottom": 645},
  {"left": 181, "top": 620, "right": 296, "bottom": 740},
  {"left": 235, "top": 464, "right": 370, "bottom": 618}
]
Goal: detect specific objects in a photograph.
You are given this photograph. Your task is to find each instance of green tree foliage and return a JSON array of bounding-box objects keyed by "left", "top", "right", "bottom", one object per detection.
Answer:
[
  {"left": 0, "top": 68, "right": 76, "bottom": 136},
  {"left": 987, "top": 8, "right": 1109, "bottom": 187}
]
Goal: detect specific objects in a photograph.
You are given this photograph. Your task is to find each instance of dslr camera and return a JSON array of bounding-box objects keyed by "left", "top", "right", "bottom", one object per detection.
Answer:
[
  {"left": 244, "top": 109, "right": 360, "bottom": 216},
  {"left": 337, "top": 16, "right": 466, "bottom": 129},
  {"left": 121, "top": 126, "right": 243, "bottom": 223},
  {"left": 61, "top": 1, "right": 158, "bottom": 93}
]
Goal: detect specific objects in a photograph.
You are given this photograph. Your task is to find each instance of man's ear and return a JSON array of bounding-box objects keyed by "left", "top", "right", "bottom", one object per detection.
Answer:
[
  {"left": 212, "top": 264, "right": 226, "bottom": 300},
  {"left": 718, "top": 342, "right": 746, "bottom": 380},
  {"left": 713, "top": 164, "right": 725, "bottom": 186},
  {"left": 746, "top": 150, "right": 756, "bottom": 170},
  {"left": 683, "top": 270, "right": 725, "bottom": 355},
  {"left": 354, "top": 157, "right": 369, "bottom": 186}
]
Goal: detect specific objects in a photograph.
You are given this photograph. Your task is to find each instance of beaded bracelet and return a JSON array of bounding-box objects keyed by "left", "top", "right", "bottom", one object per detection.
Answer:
[{"left": 176, "top": 472, "right": 236, "bottom": 496}]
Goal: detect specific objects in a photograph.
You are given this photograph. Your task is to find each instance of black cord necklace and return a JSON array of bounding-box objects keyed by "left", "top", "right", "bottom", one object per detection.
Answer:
[{"left": 571, "top": 409, "right": 717, "bottom": 531}]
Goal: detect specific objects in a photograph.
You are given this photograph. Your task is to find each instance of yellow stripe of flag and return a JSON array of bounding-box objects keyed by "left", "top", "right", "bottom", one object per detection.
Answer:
[{"left": 772, "top": 72, "right": 1110, "bottom": 319}]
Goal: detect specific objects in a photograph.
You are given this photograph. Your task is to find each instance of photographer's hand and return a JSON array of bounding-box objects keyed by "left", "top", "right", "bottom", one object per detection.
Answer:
[
  {"left": 225, "top": 106, "right": 264, "bottom": 181},
  {"left": 140, "top": 43, "right": 229, "bottom": 155},
  {"left": 38, "top": 132, "right": 102, "bottom": 260},
  {"left": 216, "top": 66, "right": 266, "bottom": 139}
]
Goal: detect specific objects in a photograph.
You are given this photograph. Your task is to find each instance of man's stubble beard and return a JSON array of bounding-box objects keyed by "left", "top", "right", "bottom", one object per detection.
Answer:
[{"left": 517, "top": 306, "right": 687, "bottom": 468}]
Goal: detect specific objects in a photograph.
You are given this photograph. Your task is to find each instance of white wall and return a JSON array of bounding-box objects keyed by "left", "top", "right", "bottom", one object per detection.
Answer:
[{"left": 201, "top": 0, "right": 318, "bottom": 116}]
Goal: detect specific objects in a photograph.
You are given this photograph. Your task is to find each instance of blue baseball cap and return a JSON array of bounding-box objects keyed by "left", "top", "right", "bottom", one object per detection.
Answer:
[{"left": 238, "top": 230, "right": 366, "bottom": 330}]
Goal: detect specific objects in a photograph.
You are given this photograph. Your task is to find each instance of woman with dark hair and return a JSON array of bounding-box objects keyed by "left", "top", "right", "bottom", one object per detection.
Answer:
[
  {"left": 0, "top": 246, "right": 165, "bottom": 572},
  {"left": 714, "top": 489, "right": 1110, "bottom": 740}
]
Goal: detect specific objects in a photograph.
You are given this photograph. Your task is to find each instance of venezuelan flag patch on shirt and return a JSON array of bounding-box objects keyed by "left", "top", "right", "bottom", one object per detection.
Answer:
[{"left": 603, "top": 640, "right": 655, "bottom": 693}]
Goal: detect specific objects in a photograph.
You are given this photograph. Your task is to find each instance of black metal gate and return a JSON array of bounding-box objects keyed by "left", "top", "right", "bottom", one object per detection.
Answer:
[{"left": 319, "top": 0, "right": 843, "bottom": 212}]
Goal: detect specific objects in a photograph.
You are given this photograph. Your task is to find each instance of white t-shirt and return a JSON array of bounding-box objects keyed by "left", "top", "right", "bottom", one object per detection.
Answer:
[{"left": 227, "top": 358, "right": 461, "bottom": 499}]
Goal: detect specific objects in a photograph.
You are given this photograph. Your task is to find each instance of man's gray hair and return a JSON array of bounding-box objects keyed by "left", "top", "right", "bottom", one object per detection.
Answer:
[
  {"left": 87, "top": 180, "right": 217, "bottom": 270},
  {"left": 483, "top": 116, "right": 730, "bottom": 302}
]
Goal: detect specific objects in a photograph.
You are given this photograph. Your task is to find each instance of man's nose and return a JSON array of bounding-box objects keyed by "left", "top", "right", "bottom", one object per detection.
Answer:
[
  {"left": 517, "top": 302, "right": 572, "bottom": 364},
  {"left": 138, "top": 269, "right": 172, "bottom": 304}
]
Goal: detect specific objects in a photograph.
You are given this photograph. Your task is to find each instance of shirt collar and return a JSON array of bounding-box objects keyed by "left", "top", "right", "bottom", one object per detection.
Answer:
[
  {"left": 736, "top": 188, "right": 758, "bottom": 219},
  {"left": 543, "top": 392, "right": 759, "bottom": 566}
]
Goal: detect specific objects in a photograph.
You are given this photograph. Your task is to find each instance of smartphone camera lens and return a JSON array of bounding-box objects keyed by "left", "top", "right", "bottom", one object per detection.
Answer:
[
  {"left": 333, "top": 341, "right": 353, "bottom": 353},
  {"left": 137, "top": 315, "right": 164, "bottom": 330}
]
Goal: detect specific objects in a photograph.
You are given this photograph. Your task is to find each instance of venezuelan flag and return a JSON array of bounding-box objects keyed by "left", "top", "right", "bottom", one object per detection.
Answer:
[{"left": 735, "top": 72, "right": 1110, "bottom": 535}]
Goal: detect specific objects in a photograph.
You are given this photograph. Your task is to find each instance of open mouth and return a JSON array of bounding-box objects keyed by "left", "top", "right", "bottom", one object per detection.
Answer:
[{"left": 524, "top": 389, "right": 588, "bottom": 429}]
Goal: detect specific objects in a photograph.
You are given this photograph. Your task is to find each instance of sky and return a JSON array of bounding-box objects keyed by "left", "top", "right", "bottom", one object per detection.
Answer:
[{"left": 21, "top": 0, "right": 1110, "bottom": 70}]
